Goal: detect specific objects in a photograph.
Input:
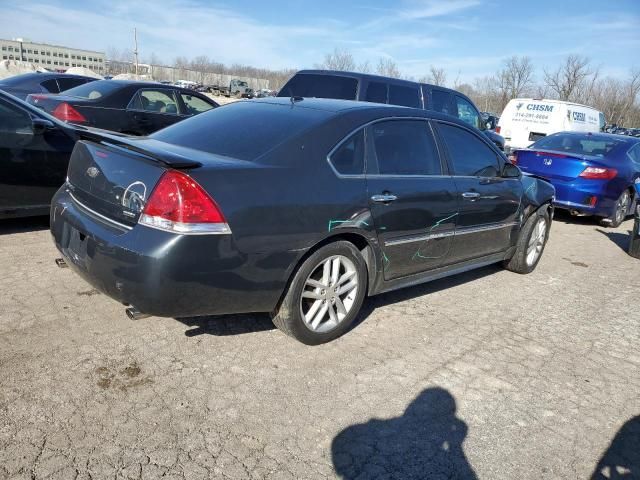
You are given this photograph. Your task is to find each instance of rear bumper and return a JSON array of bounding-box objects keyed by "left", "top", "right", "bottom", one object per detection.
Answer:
[
  {"left": 50, "top": 187, "right": 283, "bottom": 318},
  {"left": 541, "top": 178, "right": 618, "bottom": 217}
]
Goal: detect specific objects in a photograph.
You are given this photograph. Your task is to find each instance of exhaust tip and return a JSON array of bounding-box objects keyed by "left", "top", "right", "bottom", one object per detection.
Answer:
[{"left": 125, "top": 307, "right": 150, "bottom": 321}]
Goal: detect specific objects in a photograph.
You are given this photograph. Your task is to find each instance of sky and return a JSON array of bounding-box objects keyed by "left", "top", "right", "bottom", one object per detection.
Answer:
[{"left": 2, "top": 0, "right": 639, "bottom": 83}]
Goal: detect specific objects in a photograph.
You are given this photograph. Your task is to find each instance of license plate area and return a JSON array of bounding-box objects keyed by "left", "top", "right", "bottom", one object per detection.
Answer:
[{"left": 62, "top": 224, "right": 89, "bottom": 269}]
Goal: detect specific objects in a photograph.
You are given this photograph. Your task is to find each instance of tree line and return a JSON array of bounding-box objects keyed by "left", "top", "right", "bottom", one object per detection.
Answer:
[{"left": 106, "top": 46, "right": 640, "bottom": 127}]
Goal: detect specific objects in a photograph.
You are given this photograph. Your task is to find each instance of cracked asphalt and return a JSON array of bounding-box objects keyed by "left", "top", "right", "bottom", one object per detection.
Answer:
[{"left": 0, "top": 213, "right": 638, "bottom": 479}]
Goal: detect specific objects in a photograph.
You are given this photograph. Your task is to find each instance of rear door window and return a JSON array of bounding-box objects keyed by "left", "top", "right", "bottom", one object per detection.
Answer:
[
  {"left": 455, "top": 96, "right": 481, "bottom": 129},
  {"left": 628, "top": 144, "right": 640, "bottom": 165},
  {"left": 57, "top": 77, "right": 89, "bottom": 92},
  {"left": 179, "top": 93, "right": 214, "bottom": 115},
  {"left": 369, "top": 120, "right": 442, "bottom": 176},
  {"left": 329, "top": 130, "right": 365, "bottom": 175},
  {"left": 388, "top": 84, "right": 421, "bottom": 108},
  {"left": 131, "top": 90, "right": 179, "bottom": 115},
  {"left": 431, "top": 89, "right": 454, "bottom": 116},
  {"left": 365, "top": 81, "right": 387, "bottom": 104},
  {"left": 40, "top": 79, "right": 60, "bottom": 93},
  {"left": 438, "top": 123, "right": 500, "bottom": 177},
  {"left": 278, "top": 74, "right": 358, "bottom": 100}
]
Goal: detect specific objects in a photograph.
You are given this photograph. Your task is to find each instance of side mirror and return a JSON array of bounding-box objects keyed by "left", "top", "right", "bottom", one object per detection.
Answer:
[
  {"left": 32, "top": 118, "right": 55, "bottom": 135},
  {"left": 502, "top": 163, "right": 521, "bottom": 178},
  {"left": 485, "top": 121, "right": 493, "bottom": 130}
]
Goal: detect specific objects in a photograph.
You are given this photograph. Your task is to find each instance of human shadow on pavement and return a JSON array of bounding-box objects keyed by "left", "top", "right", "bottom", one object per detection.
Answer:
[
  {"left": 596, "top": 228, "right": 633, "bottom": 253},
  {"left": 332, "top": 387, "right": 477, "bottom": 479},
  {"left": 590, "top": 415, "right": 640, "bottom": 480}
]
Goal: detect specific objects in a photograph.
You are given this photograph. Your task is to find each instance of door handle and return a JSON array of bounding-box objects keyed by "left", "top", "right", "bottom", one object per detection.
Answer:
[
  {"left": 462, "top": 192, "right": 481, "bottom": 200},
  {"left": 371, "top": 194, "right": 398, "bottom": 203}
]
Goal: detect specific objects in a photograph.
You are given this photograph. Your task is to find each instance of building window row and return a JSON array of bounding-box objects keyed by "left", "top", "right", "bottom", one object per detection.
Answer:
[{"left": 2, "top": 46, "right": 103, "bottom": 63}]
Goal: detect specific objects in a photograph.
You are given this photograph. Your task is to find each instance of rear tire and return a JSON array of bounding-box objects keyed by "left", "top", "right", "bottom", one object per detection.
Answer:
[
  {"left": 271, "top": 241, "right": 367, "bottom": 345},
  {"left": 504, "top": 207, "right": 550, "bottom": 274},
  {"left": 601, "top": 190, "right": 631, "bottom": 228}
]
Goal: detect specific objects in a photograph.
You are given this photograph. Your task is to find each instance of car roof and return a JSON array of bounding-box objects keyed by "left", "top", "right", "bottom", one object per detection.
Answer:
[
  {"left": 293, "top": 69, "right": 462, "bottom": 95},
  {"left": 250, "top": 97, "right": 477, "bottom": 127},
  {"left": 0, "top": 72, "right": 95, "bottom": 85}
]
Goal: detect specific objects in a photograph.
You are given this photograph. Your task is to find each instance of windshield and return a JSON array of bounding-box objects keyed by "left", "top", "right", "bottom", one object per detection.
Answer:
[
  {"left": 61, "top": 80, "right": 123, "bottom": 99},
  {"left": 151, "top": 101, "right": 332, "bottom": 161},
  {"left": 278, "top": 74, "right": 358, "bottom": 100},
  {"left": 531, "top": 133, "right": 623, "bottom": 157}
]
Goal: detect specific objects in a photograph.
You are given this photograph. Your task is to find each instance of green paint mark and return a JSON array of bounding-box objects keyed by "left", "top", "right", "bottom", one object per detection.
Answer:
[{"left": 412, "top": 212, "right": 459, "bottom": 261}]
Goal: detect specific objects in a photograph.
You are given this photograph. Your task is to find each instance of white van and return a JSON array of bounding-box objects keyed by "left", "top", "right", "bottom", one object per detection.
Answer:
[{"left": 498, "top": 98, "right": 605, "bottom": 152}]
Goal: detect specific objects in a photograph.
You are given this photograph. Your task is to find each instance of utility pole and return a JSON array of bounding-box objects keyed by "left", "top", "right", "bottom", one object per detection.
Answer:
[{"left": 133, "top": 27, "right": 139, "bottom": 76}]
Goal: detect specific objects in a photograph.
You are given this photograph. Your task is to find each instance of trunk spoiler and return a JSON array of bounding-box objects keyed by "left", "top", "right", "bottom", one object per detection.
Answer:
[{"left": 72, "top": 126, "right": 202, "bottom": 169}]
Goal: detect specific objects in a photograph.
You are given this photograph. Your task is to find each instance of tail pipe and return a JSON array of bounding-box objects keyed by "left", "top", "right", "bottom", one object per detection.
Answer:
[{"left": 125, "top": 306, "right": 151, "bottom": 321}]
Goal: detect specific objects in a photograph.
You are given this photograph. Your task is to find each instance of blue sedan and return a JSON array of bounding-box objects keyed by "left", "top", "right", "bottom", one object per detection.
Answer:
[{"left": 512, "top": 132, "right": 640, "bottom": 227}]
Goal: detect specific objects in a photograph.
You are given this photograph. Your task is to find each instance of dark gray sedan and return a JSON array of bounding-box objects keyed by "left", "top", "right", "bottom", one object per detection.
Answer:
[{"left": 50, "top": 98, "right": 555, "bottom": 344}]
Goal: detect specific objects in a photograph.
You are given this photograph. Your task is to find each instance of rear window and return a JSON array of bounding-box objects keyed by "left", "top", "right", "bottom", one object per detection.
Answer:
[
  {"left": 532, "top": 134, "right": 623, "bottom": 157},
  {"left": 151, "top": 101, "right": 332, "bottom": 160},
  {"left": 278, "top": 74, "right": 358, "bottom": 100},
  {"left": 62, "top": 80, "right": 122, "bottom": 100}
]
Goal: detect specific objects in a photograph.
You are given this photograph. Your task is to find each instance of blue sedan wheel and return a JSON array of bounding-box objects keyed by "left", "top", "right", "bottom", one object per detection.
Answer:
[{"left": 606, "top": 190, "right": 631, "bottom": 228}]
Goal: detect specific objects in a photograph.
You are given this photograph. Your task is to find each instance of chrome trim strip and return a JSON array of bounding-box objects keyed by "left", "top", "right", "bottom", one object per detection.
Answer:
[
  {"left": 385, "top": 230, "right": 455, "bottom": 246},
  {"left": 455, "top": 222, "right": 519, "bottom": 235},
  {"left": 68, "top": 191, "right": 133, "bottom": 230},
  {"left": 383, "top": 221, "right": 518, "bottom": 247},
  {"left": 138, "top": 214, "right": 232, "bottom": 235}
]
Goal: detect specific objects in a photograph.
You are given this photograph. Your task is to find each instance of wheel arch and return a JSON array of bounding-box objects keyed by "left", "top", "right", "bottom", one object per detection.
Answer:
[{"left": 272, "top": 231, "right": 381, "bottom": 315}]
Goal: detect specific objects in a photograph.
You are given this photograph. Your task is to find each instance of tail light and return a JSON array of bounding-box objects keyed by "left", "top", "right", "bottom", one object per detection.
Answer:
[
  {"left": 52, "top": 103, "right": 87, "bottom": 123},
  {"left": 139, "top": 170, "right": 230, "bottom": 234},
  {"left": 579, "top": 167, "right": 618, "bottom": 180},
  {"left": 495, "top": 126, "right": 501, "bottom": 134},
  {"left": 508, "top": 152, "right": 518, "bottom": 164}
]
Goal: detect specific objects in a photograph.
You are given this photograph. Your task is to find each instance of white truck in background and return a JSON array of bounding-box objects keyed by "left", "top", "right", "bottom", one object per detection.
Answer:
[{"left": 498, "top": 98, "right": 605, "bottom": 153}]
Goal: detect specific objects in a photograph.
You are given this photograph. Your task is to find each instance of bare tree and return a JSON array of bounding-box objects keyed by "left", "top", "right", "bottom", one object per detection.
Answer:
[
  {"left": 428, "top": 65, "right": 447, "bottom": 86},
  {"left": 591, "top": 68, "right": 640, "bottom": 125},
  {"left": 316, "top": 48, "right": 356, "bottom": 72},
  {"left": 190, "top": 55, "right": 212, "bottom": 83},
  {"left": 498, "top": 56, "right": 534, "bottom": 99},
  {"left": 544, "top": 55, "right": 595, "bottom": 101},
  {"left": 358, "top": 60, "right": 371, "bottom": 74},
  {"left": 376, "top": 57, "right": 401, "bottom": 78}
]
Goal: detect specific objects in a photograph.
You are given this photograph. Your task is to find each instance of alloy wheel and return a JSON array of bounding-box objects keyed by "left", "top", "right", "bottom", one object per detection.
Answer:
[
  {"left": 526, "top": 217, "right": 547, "bottom": 266},
  {"left": 615, "top": 191, "right": 630, "bottom": 225},
  {"left": 300, "top": 255, "right": 359, "bottom": 333}
]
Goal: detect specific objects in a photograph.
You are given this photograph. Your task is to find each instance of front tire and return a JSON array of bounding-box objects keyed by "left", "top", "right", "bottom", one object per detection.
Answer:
[
  {"left": 504, "top": 207, "right": 550, "bottom": 274},
  {"left": 272, "top": 241, "right": 367, "bottom": 345}
]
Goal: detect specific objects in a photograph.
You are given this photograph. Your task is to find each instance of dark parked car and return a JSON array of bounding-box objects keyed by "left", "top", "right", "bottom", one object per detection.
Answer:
[
  {"left": 50, "top": 98, "right": 554, "bottom": 344},
  {"left": 26, "top": 80, "right": 219, "bottom": 136},
  {"left": 277, "top": 70, "right": 506, "bottom": 150},
  {"left": 511, "top": 132, "right": 640, "bottom": 227},
  {"left": 0, "top": 89, "right": 79, "bottom": 219},
  {"left": 0, "top": 72, "right": 97, "bottom": 100}
]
